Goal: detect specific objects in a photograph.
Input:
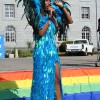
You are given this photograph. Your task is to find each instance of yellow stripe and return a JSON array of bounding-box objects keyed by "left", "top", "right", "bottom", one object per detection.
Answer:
[
  {"left": 1, "top": 75, "right": 100, "bottom": 90},
  {"left": 62, "top": 75, "right": 100, "bottom": 86},
  {"left": 0, "top": 79, "right": 32, "bottom": 90}
]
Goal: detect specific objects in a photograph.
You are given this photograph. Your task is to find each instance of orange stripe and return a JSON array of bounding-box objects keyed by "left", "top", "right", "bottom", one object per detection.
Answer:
[
  {"left": 0, "top": 70, "right": 32, "bottom": 82},
  {"left": 61, "top": 68, "right": 100, "bottom": 77},
  {"left": 1, "top": 68, "right": 100, "bottom": 82}
]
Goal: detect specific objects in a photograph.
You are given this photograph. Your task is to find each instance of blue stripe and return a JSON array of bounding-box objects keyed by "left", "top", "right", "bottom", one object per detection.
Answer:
[
  {"left": 63, "top": 91, "right": 100, "bottom": 100},
  {"left": 7, "top": 97, "right": 30, "bottom": 100},
  {"left": 7, "top": 91, "right": 100, "bottom": 100}
]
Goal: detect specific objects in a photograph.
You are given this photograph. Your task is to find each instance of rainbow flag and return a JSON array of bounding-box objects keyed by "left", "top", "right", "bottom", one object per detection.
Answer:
[
  {"left": 62, "top": 68, "right": 100, "bottom": 100},
  {"left": 0, "top": 71, "right": 32, "bottom": 100},
  {"left": 0, "top": 68, "right": 100, "bottom": 100}
]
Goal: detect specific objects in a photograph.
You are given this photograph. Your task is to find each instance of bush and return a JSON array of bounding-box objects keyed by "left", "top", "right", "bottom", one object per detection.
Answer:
[
  {"left": 93, "top": 51, "right": 100, "bottom": 54},
  {"left": 18, "top": 50, "right": 32, "bottom": 57},
  {"left": 26, "top": 41, "right": 33, "bottom": 51},
  {"left": 59, "top": 41, "right": 73, "bottom": 52},
  {"left": 5, "top": 50, "right": 15, "bottom": 58},
  {"left": 58, "top": 52, "right": 66, "bottom": 56}
]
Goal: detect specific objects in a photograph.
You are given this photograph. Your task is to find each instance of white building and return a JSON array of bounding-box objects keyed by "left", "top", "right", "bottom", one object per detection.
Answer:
[
  {"left": 0, "top": 0, "right": 100, "bottom": 50},
  {"left": 66, "top": 0, "right": 100, "bottom": 49},
  {"left": 0, "top": 0, "right": 33, "bottom": 50}
]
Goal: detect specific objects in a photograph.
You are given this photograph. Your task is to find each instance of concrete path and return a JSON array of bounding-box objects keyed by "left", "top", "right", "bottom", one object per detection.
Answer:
[{"left": 0, "top": 55, "right": 99, "bottom": 72}]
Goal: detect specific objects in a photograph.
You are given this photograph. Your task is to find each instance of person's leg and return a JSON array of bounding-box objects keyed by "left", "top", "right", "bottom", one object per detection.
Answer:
[{"left": 55, "top": 62, "right": 61, "bottom": 100}]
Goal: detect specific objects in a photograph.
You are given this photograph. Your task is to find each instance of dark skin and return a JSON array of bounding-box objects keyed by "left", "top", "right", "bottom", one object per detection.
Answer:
[
  {"left": 39, "top": 0, "right": 73, "bottom": 37},
  {"left": 39, "top": 0, "right": 73, "bottom": 99}
]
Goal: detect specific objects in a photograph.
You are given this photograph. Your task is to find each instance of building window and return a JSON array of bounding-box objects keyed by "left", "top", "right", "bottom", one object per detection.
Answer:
[
  {"left": 81, "top": 7, "right": 90, "bottom": 19},
  {"left": 5, "top": 4, "right": 15, "bottom": 18},
  {"left": 82, "top": 26, "right": 91, "bottom": 41},
  {"left": 5, "top": 26, "right": 16, "bottom": 42}
]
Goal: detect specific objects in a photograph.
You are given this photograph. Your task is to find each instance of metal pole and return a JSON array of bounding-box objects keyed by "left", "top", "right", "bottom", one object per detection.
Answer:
[
  {"left": 95, "top": 0, "right": 100, "bottom": 66},
  {"left": 95, "top": 0, "right": 99, "bottom": 50}
]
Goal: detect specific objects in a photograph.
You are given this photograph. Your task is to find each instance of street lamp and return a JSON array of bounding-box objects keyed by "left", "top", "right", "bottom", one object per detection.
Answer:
[
  {"left": 95, "top": 0, "right": 100, "bottom": 66},
  {"left": 97, "top": 19, "right": 100, "bottom": 51},
  {"left": 94, "top": 0, "right": 99, "bottom": 50}
]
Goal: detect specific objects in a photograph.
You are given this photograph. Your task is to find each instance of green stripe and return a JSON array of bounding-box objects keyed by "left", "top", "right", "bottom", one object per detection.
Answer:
[
  {"left": 63, "top": 83, "right": 100, "bottom": 94},
  {"left": 0, "top": 81, "right": 18, "bottom": 90},
  {"left": 1, "top": 83, "right": 100, "bottom": 99},
  {"left": 0, "top": 88, "right": 31, "bottom": 99},
  {"left": 0, "top": 80, "right": 32, "bottom": 90}
]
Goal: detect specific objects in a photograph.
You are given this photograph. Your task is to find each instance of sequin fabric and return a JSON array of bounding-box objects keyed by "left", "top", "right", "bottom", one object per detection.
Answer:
[{"left": 31, "top": 15, "right": 63, "bottom": 100}]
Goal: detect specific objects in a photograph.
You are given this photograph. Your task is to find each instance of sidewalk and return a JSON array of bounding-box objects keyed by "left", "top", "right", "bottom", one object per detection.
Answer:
[{"left": 0, "top": 57, "right": 33, "bottom": 72}]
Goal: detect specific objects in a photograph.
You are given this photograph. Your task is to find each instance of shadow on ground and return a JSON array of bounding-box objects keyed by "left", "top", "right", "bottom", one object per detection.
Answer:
[
  {"left": 0, "top": 77, "right": 19, "bottom": 100},
  {"left": 61, "top": 62, "right": 96, "bottom": 67}
]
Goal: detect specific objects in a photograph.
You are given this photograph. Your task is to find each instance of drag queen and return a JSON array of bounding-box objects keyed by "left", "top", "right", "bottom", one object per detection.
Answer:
[{"left": 17, "top": 0, "right": 73, "bottom": 99}]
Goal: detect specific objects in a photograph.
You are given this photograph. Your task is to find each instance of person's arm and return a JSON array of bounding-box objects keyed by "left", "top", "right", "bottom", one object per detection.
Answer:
[
  {"left": 51, "top": 16, "right": 59, "bottom": 31},
  {"left": 39, "top": 7, "right": 55, "bottom": 37},
  {"left": 39, "top": 20, "right": 50, "bottom": 37},
  {"left": 54, "top": 1, "right": 73, "bottom": 24},
  {"left": 61, "top": 7, "right": 73, "bottom": 24}
]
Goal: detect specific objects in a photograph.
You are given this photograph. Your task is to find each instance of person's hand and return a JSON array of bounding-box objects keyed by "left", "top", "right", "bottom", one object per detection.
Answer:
[
  {"left": 47, "top": 6, "right": 55, "bottom": 18},
  {"left": 54, "top": 0, "right": 63, "bottom": 8}
]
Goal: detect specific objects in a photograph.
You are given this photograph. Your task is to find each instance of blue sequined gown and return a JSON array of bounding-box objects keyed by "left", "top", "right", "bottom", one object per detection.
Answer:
[{"left": 31, "top": 15, "right": 63, "bottom": 100}]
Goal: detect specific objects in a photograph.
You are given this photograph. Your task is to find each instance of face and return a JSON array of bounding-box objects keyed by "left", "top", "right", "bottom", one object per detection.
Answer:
[{"left": 44, "top": 0, "right": 51, "bottom": 11}]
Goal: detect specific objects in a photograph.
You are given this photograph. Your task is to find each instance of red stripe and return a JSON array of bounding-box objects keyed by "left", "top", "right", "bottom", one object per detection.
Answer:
[{"left": 62, "top": 68, "right": 100, "bottom": 77}]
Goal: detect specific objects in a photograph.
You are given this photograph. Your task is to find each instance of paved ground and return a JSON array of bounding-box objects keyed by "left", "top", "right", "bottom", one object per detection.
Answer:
[{"left": 0, "top": 55, "right": 100, "bottom": 72}]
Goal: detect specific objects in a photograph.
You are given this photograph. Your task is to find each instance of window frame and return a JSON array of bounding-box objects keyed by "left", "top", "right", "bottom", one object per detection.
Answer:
[
  {"left": 5, "top": 26, "right": 16, "bottom": 43},
  {"left": 82, "top": 26, "right": 91, "bottom": 42},
  {"left": 81, "top": 7, "right": 90, "bottom": 19},
  {"left": 5, "top": 4, "right": 15, "bottom": 18}
]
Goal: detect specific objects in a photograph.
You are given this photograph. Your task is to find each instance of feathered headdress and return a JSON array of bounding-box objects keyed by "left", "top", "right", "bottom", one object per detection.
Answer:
[{"left": 16, "top": 0, "right": 71, "bottom": 35}]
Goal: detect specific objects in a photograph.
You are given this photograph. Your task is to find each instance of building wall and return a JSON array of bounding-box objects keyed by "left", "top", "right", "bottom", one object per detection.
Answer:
[
  {"left": 0, "top": 0, "right": 99, "bottom": 49},
  {"left": 67, "top": 0, "right": 98, "bottom": 48},
  {"left": 0, "top": 0, "right": 33, "bottom": 49}
]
